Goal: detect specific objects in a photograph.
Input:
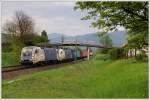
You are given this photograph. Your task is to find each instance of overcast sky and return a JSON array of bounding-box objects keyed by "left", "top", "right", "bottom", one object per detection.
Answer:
[{"left": 2, "top": 1, "right": 125, "bottom": 36}]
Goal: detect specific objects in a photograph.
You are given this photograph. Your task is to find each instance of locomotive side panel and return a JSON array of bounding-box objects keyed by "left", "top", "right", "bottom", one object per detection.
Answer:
[
  {"left": 32, "top": 48, "right": 45, "bottom": 64},
  {"left": 57, "top": 49, "right": 65, "bottom": 61},
  {"left": 21, "top": 46, "right": 45, "bottom": 64}
]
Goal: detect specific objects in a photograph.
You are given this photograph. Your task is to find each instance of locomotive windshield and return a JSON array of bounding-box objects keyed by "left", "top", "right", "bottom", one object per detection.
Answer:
[
  {"left": 21, "top": 47, "right": 35, "bottom": 60},
  {"left": 23, "top": 49, "right": 33, "bottom": 56}
]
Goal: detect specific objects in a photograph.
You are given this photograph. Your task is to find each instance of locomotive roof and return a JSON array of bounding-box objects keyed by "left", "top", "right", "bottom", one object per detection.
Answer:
[{"left": 23, "top": 46, "right": 40, "bottom": 49}]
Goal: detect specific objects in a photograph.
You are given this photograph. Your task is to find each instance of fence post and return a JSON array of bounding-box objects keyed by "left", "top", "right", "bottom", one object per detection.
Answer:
[{"left": 87, "top": 47, "right": 90, "bottom": 60}]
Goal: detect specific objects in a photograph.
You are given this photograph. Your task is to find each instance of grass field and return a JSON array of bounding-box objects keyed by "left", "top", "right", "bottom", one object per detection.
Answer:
[
  {"left": 2, "top": 52, "right": 20, "bottom": 67},
  {"left": 2, "top": 54, "right": 148, "bottom": 98}
]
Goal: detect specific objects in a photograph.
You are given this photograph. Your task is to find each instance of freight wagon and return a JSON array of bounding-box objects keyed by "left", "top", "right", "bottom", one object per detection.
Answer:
[
  {"left": 73, "top": 50, "right": 81, "bottom": 59},
  {"left": 80, "top": 50, "right": 88, "bottom": 58}
]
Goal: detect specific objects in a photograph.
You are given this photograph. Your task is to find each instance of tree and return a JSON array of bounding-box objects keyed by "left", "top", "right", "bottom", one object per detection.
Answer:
[
  {"left": 128, "top": 33, "right": 147, "bottom": 50},
  {"left": 128, "top": 33, "right": 147, "bottom": 57},
  {"left": 75, "top": 1, "right": 148, "bottom": 55},
  {"left": 97, "top": 32, "right": 112, "bottom": 48},
  {"left": 97, "top": 32, "right": 112, "bottom": 54},
  {"left": 41, "top": 30, "right": 48, "bottom": 38},
  {"left": 3, "top": 10, "right": 35, "bottom": 44},
  {"left": 75, "top": 2, "right": 148, "bottom": 34},
  {"left": 41, "top": 30, "right": 49, "bottom": 42},
  {"left": 2, "top": 10, "right": 38, "bottom": 63}
]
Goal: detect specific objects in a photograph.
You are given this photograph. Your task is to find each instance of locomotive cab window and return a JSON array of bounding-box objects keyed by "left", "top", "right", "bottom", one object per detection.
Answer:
[{"left": 35, "top": 49, "right": 39, "bottom": 54}]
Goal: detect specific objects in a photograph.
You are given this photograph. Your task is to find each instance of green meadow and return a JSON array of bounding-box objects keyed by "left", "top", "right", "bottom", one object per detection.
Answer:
[{"left": 2, "top": 54, "right": 148, "bottom": 98}]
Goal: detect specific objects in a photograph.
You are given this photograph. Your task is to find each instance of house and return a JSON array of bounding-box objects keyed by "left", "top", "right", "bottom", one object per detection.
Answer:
[{"left": 121, "top": 43, "right": 148, "bottom": 57}]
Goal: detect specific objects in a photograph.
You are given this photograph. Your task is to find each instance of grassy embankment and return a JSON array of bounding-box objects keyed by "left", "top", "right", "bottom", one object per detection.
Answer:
[
  {"left": 2, "top": 54, "right": 148, "bottom": 98},
  {"left": 2, "top": 52, "right": 20, "bottom": 67}
]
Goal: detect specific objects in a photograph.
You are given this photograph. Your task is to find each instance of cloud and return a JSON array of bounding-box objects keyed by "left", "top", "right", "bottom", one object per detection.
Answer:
[
  {"left": 2, "top": 1, "right": 124, "bottom": 36},
  {"left": 33, "top": 15, "right": 99, "bottom": 36}
]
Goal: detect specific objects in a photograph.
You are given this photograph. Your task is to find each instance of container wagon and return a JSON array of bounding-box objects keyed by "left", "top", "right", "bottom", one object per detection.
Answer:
[
  {"left": 80, "top": 50, "right": 88, "bottom": 58},
  {"left": 73, "top": 50, "right": 81, "bottom": 59}
]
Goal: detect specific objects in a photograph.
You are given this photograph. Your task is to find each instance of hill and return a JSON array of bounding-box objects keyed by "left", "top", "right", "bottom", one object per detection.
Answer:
[{"left": 48, "top": 31, "right": 127, "bottom": 47}]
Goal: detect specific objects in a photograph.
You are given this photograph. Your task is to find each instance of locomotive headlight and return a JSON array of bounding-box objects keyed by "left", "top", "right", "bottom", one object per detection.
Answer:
[
  {"left": 31, "top": 56, "right": 34, "bottom": 59},
  {"left": 31, "top": 53, "right": 34, "bottom": 60}
]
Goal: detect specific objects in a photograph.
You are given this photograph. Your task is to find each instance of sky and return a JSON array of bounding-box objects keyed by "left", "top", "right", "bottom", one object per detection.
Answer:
[{"left": 2, "top": 1, "right": 125, "bottom": 36}]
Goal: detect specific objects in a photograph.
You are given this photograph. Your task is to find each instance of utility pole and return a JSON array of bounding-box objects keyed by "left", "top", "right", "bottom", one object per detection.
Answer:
[
  {"left": 61, "top": 34, "right": 64, "bottom": 49},
  {"left": 86, "top": 46, "right": 90, "bottom": 60},
  {"left": 87, "top": 47, "right": 90, "bottom": 60},
  {"left": 75, "top": 37, "right": 77, "bottom": 61},
  {"left": 61, "top": 34, "right": 64, "bottom": 44}
]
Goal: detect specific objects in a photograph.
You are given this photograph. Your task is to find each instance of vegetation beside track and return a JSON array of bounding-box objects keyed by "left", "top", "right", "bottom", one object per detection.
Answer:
[
  {"left": 2, "top": 53, "right": 148, "bottom": 98},
  {"left": 2, "top": 52, "right": 20, "bottom": 67}
]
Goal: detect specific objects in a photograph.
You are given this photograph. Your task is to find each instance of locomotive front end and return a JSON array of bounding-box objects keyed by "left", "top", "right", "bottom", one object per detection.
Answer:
[{"left": 21, "top": 47, "right": 34, "bottom": 64}]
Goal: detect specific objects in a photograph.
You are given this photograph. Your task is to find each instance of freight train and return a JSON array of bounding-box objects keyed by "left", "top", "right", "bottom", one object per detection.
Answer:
[{"left": 21, "top": 46, "right": 93, "bottom": 65}]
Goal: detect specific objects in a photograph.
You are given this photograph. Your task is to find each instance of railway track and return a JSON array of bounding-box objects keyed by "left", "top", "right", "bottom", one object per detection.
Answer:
[
  {"left": 2, "top": 60, "right": 84, "bottom": 80},
  {"left": 2, "top": 65, "right": 27, "bottom": 72}
]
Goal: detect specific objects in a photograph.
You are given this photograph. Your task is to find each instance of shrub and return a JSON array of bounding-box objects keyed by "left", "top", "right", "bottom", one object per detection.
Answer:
[
  {"left": 109, "top": 48, "right": 127, "bottom": 60},
  {"left": 135, "top": 50, "right": 148, "bottom": 62},
  {"left": 11, "top": 40, "right": 25, "bottom": 64},
  {"left": 100, "top": 48, "right": 109, "bottom": 54},
  {"left": 2, "top": 43, "right": 13, "bottom": 52}
]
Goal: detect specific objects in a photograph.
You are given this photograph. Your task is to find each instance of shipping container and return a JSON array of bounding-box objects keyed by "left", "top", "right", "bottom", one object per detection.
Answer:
[
  {"left": 76, "top": 50, "right": 80, "bottom": 58},
  {"left": 80, "top": 50, "right": 88, "bottom": 58},
  {"left": 43, "top": 48, "right": 58, "bottom": 61},
  {"left": 64, "top": 49, "right": 73, "bottom": 59},
  {"left": 72, "top": 50, "right": 80, "bottom": 59}
]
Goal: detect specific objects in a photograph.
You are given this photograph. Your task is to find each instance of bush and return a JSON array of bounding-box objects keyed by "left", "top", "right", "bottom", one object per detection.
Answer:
[
  {"left": 33, "top": 35, "right": 49, "bottom": 44},
  {"left": 94, "top": 53, "right": 110, "bottom": 61},
  {"left": 100, "top": 48, "right": 109, "bottom": 54},
  {"left": 2, "top": 43, "right": 13, "bottom": 52},
  {"left": 135, "top": 50, "right": 148, "bottom": 62},
  {"left": 109, "top": 48, "right": 127, "bottom": 60},
  {"left": 11, "top": 40, "right": 25, "bottom": 64}
]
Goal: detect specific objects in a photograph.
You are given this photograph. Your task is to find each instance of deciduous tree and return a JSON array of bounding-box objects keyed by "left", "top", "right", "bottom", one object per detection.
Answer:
[
  {"left": 3, "top": 10, "right": 35, "bottom": 44},
  {"left": 97, "top": 32, "right": 112, "bottom": 48},
  {"left": 75, "top": 1, "right": 148, "bottom": 33},
  {"left": 41, "top": 30, "right": 49, "bottom": 42}
]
